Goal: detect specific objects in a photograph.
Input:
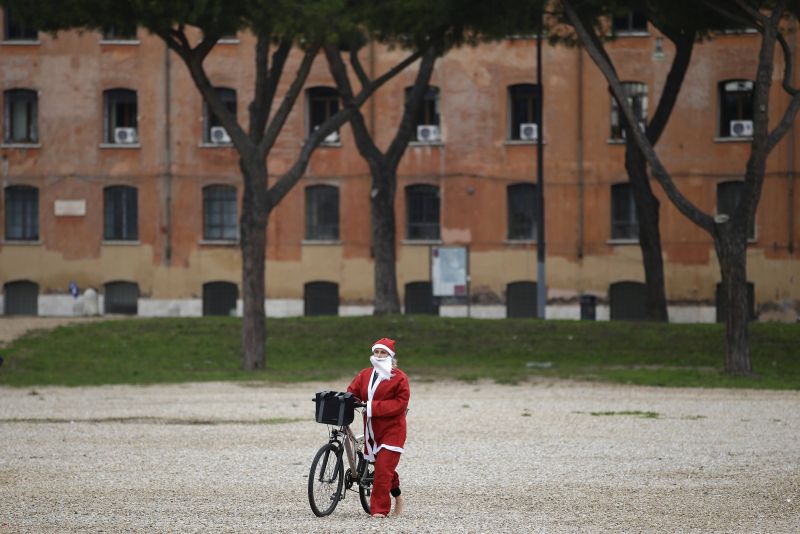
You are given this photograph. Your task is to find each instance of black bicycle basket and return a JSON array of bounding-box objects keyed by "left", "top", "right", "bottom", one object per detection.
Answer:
[{"left": 314, "top": 391, "right": 356, "bottom": 426}]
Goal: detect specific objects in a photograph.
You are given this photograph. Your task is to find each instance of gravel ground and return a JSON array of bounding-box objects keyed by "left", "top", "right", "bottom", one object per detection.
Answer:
[{"left": 0, "top": 378, "right": 798, "bottom": 533}]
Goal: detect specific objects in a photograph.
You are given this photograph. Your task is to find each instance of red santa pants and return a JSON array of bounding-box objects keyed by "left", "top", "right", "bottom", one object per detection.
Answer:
[{"left": 370, "top": 448, "right": 401, "bottom": 516}]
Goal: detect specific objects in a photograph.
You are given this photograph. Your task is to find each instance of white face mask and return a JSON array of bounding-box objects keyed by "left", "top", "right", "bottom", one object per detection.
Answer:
[{"left": 370, "top": 354, "right": 393, "bottom": 379}]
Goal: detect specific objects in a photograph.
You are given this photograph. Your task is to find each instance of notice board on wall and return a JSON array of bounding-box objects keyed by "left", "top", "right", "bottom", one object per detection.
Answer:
[{"left": 431, "top": 246, "right": 468, "bottom": 297}]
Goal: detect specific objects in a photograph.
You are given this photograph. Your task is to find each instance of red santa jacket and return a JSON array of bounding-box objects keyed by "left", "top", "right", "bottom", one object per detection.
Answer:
[{"left": 347, "top": 367, "right": 410, "bottom": 460}]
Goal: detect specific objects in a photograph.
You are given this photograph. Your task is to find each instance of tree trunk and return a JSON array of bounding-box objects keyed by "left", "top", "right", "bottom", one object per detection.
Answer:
[
  {"left": 625, "top": 142, "right": 669, "bottom": 322},
  {"left": 239, "top": 157, "right": 268, "bottom": 370},
  {"left": 371, "top": 167, "right": 401, "bottom": 314},
  {"left": 714, "top": 228, "right": 752, "bottom": 376}
]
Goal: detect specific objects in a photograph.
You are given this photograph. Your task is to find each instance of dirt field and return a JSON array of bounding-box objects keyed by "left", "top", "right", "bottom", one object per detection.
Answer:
[{"left": 0, "top": 377, "right": 798, "bottom": 533}]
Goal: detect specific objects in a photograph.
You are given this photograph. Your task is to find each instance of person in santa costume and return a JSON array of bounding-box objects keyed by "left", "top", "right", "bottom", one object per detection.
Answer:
[{"left": 347, "top": 337, "right": 410, "bottom": 518}]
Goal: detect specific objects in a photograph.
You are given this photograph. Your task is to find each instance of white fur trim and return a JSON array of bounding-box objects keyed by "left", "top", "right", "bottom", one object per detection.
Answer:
[
  {"left": 362, "top": 370, "right": 405, "bottom": 462},
  {"left": 371, "top": 343, "right": 395, "bottom": 357}
]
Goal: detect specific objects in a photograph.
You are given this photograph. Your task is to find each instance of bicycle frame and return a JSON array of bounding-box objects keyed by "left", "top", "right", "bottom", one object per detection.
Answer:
[
  {"left": 309, "top": 401, "right": 373, "bottom": 517},
  {"left": 326, "top": 410, "right": 370, "bottom": 490}
]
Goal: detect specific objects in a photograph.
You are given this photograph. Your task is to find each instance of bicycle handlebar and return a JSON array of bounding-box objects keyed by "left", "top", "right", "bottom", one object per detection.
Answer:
[{"left": 311, "top": 398, "right": 367, "bottom": 409}]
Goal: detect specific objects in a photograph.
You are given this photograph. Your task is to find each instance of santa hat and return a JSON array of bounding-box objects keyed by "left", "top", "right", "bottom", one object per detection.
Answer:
[{"left": 371, "top": 338, "right": 396, "bottom": 357}]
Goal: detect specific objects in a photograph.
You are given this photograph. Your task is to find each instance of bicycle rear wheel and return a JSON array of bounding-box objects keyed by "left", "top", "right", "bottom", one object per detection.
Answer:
[{"left": 308, "top": 443, "right": 344, "bottom": 517}]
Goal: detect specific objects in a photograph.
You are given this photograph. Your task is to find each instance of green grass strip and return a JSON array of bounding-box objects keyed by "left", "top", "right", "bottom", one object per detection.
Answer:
[{"left": 0, "top": 316, "right": 798, "bottom": 389}]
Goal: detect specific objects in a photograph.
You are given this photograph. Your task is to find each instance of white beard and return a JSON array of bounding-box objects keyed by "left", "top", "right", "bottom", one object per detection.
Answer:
[{"left": 370, "top": 355, "right": 394, "bottom": 379}]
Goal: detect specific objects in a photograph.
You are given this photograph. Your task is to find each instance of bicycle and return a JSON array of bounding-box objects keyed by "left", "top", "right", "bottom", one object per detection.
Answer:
[{"left": 308, "top": 391, "right": 374, "bottom": 517}]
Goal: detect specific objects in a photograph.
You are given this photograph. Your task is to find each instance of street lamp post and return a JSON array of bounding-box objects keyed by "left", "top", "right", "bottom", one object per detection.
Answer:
[{"left": 536, "top": 17, "right": 546, "bottom": 319}]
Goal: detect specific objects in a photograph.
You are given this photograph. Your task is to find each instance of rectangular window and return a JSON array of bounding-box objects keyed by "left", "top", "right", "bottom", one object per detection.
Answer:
[
  {"left": 719, "top": 80, "right": 754, "bottom": 138},
  {"left": 508, "top": 84, "right": 540, "bottom": 140},
  {"left": 611, "top": 183, "right": 639, "bottom": 240},
  {"left": 102, "top": 23, "right": 137, "bottom": 41},
  {"left": 3, "top": 89, "right": 38, "bottom": 143},
  {"left": 717, "top": 181, "right": 755, "bottom": 239},
  {"left": 307, "top": 87, "right": 340, "bottom": 142},
  {"left": 5, "top": 186, "right": 39, "bottom": 241},
  {"left": 204, "top": 88, "right": 237, "bottom": 144},
  {"left": 104, "top": 89, "right": 138, "bottom": 144},
  {"left": 104, "top": 186, "right": 138, "bottom": 241},
  {"left": 3, "top": 8, "right": 37, "bottom": 40},
  {"left": 305, "top": 185, "right": 340, "bottom": 241},
  {"left": 507, "top": 183, "right": 537, "bottom": 240},
  {"left": 406, "top": 86, "right": 441, "bottom": 142},
  {"left": 610, "top": 82, "right": 648, "bottom": 140},
  {"left": 203, "top": 185, "right": 238, "bottom": 240},
  {"left": 612, "top": 11, "right": 648, "bottom": 34},
  {"left": 406, "top": 185, "right": 440, "bottom": 241}
]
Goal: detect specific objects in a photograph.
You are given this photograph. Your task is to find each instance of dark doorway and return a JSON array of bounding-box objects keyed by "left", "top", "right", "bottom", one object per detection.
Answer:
[
  {"left": 3, "top": 280, "right": 38, "bottom": 315},
  {"left": 506, "top": 281, "right": 538, "bottom": 318},
  {"left": 104, "top": 281, "right": 139, "bottom": 315},
  {"left": 304, "top": 281, "right": 339, "bottom": 316},
  {"left": 404, "top": 281, "right": 438, "bottom": 315},
  {"left": 203, "top": 281, "right": 238, "bottom": 316},
  {"left": 609, "top": 281, "right": 647, "bottom": 321}
]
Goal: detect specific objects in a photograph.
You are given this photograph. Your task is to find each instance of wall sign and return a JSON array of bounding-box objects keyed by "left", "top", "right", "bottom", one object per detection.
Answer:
[
  {"left": 431, "top": 246, "right": 468, "bottom": 297},
  {"left": 54, "top": 200, "right": 86, "bottom": 216}
]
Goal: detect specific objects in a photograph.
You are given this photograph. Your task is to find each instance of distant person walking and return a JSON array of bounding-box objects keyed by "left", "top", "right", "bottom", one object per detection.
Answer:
[{"left": 347, "top": 338, "right": 410, "bottom": 518}]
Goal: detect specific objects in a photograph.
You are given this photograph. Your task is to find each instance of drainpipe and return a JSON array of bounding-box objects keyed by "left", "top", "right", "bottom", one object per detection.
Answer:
[
  {"left": 163, "top": 42, "right": 173, "bottom": 265},
  {"left": 788, "top": 18, "right": 797, "bottom": 255},
  {"left": 369, "top": 40, "right": 376, "bottom": 137},
  {"left": 577, "top": 44, "right": 585, "bottom": 261}
]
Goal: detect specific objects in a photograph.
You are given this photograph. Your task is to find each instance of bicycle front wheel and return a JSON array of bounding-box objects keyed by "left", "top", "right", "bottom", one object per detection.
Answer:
[{"left": 308, "top": 443, "right": 344, "bottom": 517}]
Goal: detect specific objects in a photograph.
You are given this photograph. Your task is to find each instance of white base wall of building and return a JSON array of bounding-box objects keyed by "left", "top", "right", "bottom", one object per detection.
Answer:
[
  {"left": 340, "top": 305, "right": 374, "bottom": 316},
  {"left": 0, "top": 296, "right": 722, "bottom": 324},
  {"left": 265, "top": 299, "right": 304, "bottom": 317},
  {"left": 668, "top": 306, "right": 717, "bottom": 323},
  {"left": 138, "top": 299, "right": 203, "bottom": 317},
  {"left": 35, "top": 295, "right": 105, "bottom": 317}
]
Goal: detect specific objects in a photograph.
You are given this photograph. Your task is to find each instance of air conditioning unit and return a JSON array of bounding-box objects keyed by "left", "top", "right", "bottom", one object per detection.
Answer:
[
  {"left": 519, "top": 123, "right": 538, "bottom": 141},
  {"left": 323, "top": 130, "right": 340, "bottom": 144},
  {"left": 416, "top": 124, "right": 441, "bottom": 142},
  {"left": 730, "top": 120, "right": 753, "bottom": 138},
  {"left": 113, "top": 127, "right": 138, "bottom": 144},
  {"left": 210, "top": 126, "right": 231, "bottom": 144}
]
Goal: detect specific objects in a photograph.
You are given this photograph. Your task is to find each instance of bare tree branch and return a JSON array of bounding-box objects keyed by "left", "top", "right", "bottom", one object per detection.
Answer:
[
  {"left": 250, "top": 37, "right": 291, "bottom": 144},
  {"left": 249, "top": 32, "right": 270, "bottom": 143},
  {"left": 350, "top": 48, "right": 371, "bottom": 90},
  {"left": 387, "top": 47, "right": 438, "bottom": 167},
  {"left": 324, "top": 44, "right": 383, "bottom": 162},
  {"left": 193, "top": 35, "right": 217, "bottom": 63},
  {"left": 561, "top": 0, "right": 715, "bottom": 232},
  {"left": 641, "top": 25, "right": 694, "bottom": 145},
  {"left": 701, "top": 0, "right": 764, "bottom": 32},
  {"left": 258, "top": 43, "right": 320, "bottom": 155},
  {"left": 764, "top": 5, "right": 800, "bottom": 153},
  {"left": 733, "top": 0, "right": 787, "bottom": 231},
  {"left": 266, "top": 104, "right": 356, "bottom": 208},
  {"left": 353, "top": 49, "right": 424, "bottom": 107},
  {"left": 732, "top": 0, "right": 768, "bottom": 24},
  {"left": 766, "top": 93, "right": 800, "bottom": 151},
  {"left": 156, "top": 28, "right": 250, "bottom": 151},
  {"left": 269, "top": 47, "right": 426, "bottom": 210},
  {"left": 776, "top": 31, "right": 799, "bottom": 96}
]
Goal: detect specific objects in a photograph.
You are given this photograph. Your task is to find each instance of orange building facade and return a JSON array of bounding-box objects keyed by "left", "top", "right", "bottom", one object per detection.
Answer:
[{"left": 1, "top": 12, "right": 798, "bottom": 321}]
